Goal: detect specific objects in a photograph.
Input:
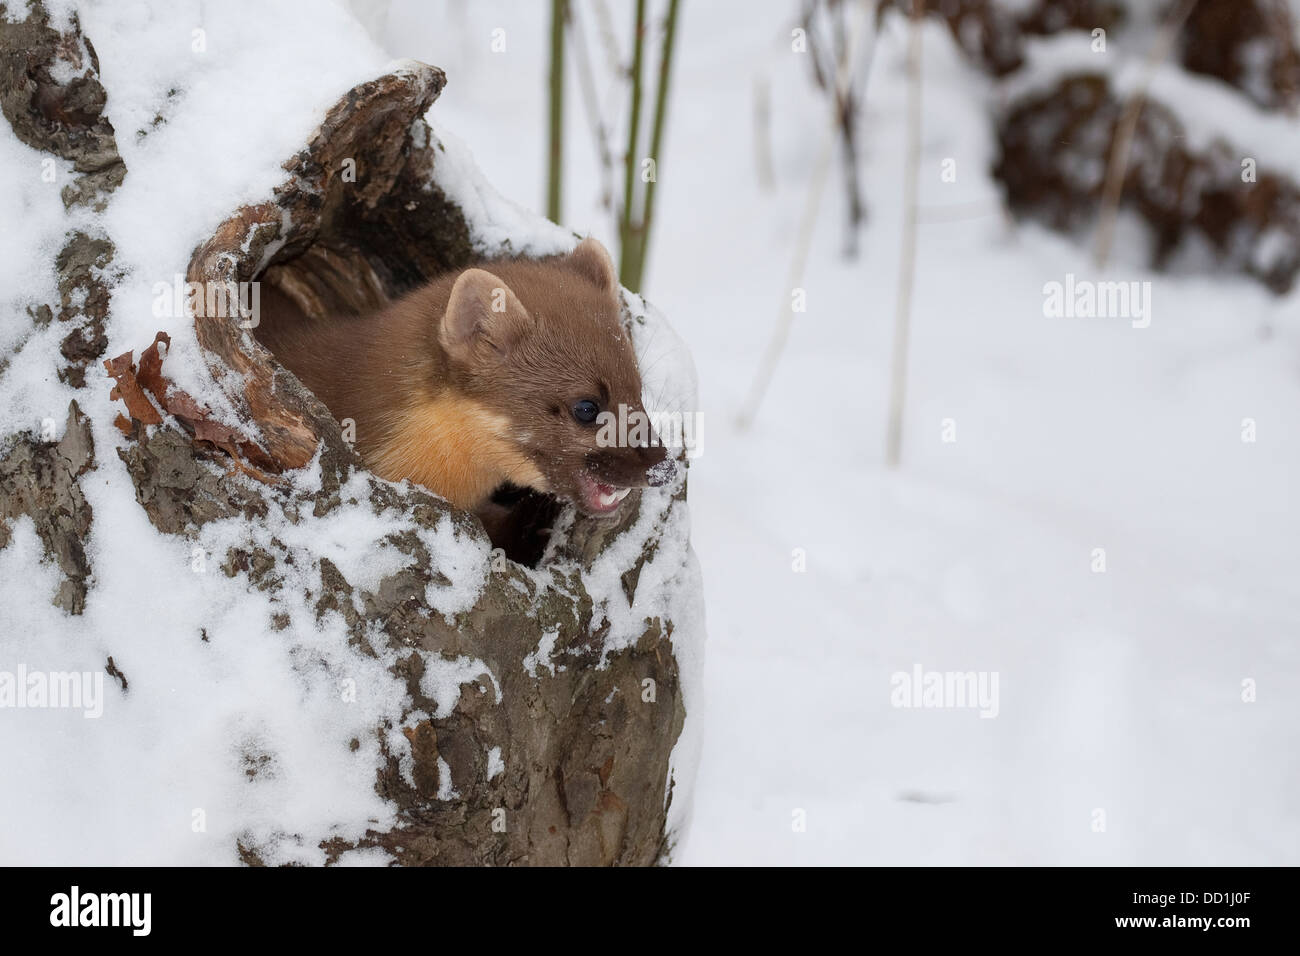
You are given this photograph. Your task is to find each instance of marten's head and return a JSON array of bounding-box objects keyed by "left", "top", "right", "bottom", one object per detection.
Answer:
[{"left": 439, "top": 238, "right": 674, "bottom": 517}]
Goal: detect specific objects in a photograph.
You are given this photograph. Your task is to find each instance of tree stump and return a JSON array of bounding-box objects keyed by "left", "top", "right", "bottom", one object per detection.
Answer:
[{"left": 0, "top": 3, "right": 702, "bottom": 866}]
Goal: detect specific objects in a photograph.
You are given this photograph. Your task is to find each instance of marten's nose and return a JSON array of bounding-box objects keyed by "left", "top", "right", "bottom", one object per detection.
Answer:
[
  {"left": 646, "top": 458, "right": 676, "bottom": 486},
  {"left": 636, "top": 444, "right": 675, "bottom": 486}
]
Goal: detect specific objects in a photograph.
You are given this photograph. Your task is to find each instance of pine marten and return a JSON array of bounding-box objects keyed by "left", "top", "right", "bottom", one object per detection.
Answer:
[{"left": 256, "top": 238, "right": 673, "bottom": 521}]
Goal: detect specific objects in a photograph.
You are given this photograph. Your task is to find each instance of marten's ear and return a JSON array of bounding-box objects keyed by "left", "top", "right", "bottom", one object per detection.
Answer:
[
  {"left": 441, "top": 269, "right": 534, "bottom": 362},
  {"left": 568, "top": 237, "right": 619, "bottom": 294}
]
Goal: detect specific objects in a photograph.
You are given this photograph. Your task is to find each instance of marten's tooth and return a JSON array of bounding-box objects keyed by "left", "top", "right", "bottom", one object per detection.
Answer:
[{"left": 599, "top": 486, "right": 631, "bottom": 507}]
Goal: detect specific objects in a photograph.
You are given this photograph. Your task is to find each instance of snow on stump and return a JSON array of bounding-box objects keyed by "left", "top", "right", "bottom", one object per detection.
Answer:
[
  {"left": 155, "top": 64, "right": 699, "bottom": 866},
  {"left": 0, "top": 1, "right": 702, "bottom": 868}
]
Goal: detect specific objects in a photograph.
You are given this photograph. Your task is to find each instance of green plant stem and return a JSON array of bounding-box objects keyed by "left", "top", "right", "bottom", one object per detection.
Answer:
[
  {"left": 619, "top": 0, "right": 647, "bottom": 287},
  {"left": 624, "top": 0, "right": 679, "bottom": 293},
  {"left": 547, "top": 0, "right": 567, "bottom": 223}
]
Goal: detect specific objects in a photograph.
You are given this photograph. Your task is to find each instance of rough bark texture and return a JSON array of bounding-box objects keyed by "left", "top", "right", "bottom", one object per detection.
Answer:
[
  {"left": 0, "top": 0, "right": 125, "bottom": 208},
  {"left": 0, "top": 7, "right": 692, "bottom": 866},
  {"left": 0, "top": 2, "right": 125, "bottom": 387},
  {"left": 0, "top": 2, "right": 123, "bottom": 612},
  {"left": 0, "top": 401, "right": 95, "bottom": 614}
]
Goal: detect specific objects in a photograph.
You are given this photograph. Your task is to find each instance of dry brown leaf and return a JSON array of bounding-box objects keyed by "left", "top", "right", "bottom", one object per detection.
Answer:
[
  {"left": 105, "top": 330, "right": 284, "bottom": 483},
  {"left": 103, "top": 351, "right": 162, "bottom": 426}
]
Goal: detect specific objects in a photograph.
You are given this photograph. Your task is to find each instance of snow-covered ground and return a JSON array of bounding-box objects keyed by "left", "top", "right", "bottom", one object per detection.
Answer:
[
  {"left": 2, "top": 0, "right": 1295, "bottom": 865},
  {"left": 367, "top": 0, "right": 1300, "bottom": 864}
]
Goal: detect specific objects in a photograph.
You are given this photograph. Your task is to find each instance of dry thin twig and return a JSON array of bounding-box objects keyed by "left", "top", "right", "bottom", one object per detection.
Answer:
[
  {"left": 736, "top": 0, "right": 872, "bottom": 431},
  {"left": 753, "top": 74, "right": 775, "bottom": 191},
  {"left": 568, "top": 0, "right": 619, "bottom": 210},
  {"left": 1093, "top": 0, "right": 1198, "bottom": 268},
  {"left": 884, "top": 0, "right": 924, "bottom": 470}
]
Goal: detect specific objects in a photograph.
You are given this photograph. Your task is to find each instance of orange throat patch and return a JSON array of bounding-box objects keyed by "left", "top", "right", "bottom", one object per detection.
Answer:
[{"left": 365, "top": 394, "right": 549, "bottom": 510}]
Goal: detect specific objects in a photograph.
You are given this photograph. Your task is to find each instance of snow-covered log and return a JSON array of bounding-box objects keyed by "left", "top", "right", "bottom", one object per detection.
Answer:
[{"left": 0, "top": 2, "right": 703, "bottom": 866}]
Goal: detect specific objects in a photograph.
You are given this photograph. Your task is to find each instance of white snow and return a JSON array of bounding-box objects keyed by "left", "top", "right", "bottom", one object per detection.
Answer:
[
  {"left": 361, "top": 0, "right": 1300, "bottom": 864},
  {"left": 3, "top": 0, "right": 1296, "bottom": 867},
  {"left": 522, "top": 627, "right": 560, "bottom": 678},
  {"left": 418, "top": 655, "right": 501, "bottom": 719},
  {"left": 0, "top": 0, "right": 706, "bottom": 865},
  {"left": 416, "top": 512, "right": 492, "bottom": 618}
]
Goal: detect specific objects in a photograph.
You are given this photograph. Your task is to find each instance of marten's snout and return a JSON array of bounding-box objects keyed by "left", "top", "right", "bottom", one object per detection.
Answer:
[
  {"left": 622, "top": 442, "right": 674, "bottom": 488},
  {"left": 573, "top": 445, "right": 671, "bottom": 517},
  {"left": 587, "top": 443, "right": 674, "bottom": 489}
]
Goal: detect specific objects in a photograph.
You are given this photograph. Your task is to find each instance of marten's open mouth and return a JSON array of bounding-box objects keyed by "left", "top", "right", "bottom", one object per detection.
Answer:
[{"left": 575, "top": 471, "right": 631, "bottom": 515}]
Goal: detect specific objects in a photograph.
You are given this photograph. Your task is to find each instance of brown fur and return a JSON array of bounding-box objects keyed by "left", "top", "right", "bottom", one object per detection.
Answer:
[{"left": 255, "top": 238, "right": 668, "bottom": 514}]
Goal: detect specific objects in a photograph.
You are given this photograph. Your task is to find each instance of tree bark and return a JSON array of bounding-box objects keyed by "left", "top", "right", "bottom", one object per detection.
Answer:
[{"left": 0, "top": 3, "right": 695, "bottom": 866}]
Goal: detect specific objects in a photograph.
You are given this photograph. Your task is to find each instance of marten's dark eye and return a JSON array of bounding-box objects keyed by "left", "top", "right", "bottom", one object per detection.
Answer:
[{"left": 571, "top": 399, "right": 600, "bottom": 425}]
